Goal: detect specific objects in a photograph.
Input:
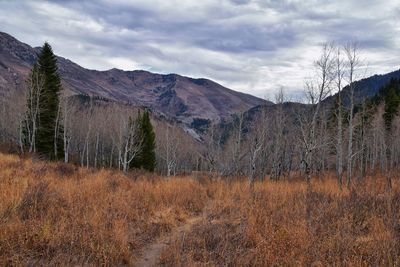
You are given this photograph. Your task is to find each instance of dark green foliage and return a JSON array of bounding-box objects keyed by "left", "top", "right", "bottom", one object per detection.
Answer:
[
  {"left": 371, "top": 78, "right": 400, "bottom": 131},
  {"left": 131, "top": 110, "right": 156, "bottom": 171},
  {"left": 140, "top": 111, "right": 156, "bottom": 171},
  {"left": 383, "top": 82, "right": 400, "bottom": 131},
  {"left": 24, "top": 42, "right": 63, "bottom": 159}
]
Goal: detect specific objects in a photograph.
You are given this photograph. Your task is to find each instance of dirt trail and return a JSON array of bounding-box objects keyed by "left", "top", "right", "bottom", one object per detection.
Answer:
[{"left": 134, "top": 215, "right": 204, "bottom": 267}]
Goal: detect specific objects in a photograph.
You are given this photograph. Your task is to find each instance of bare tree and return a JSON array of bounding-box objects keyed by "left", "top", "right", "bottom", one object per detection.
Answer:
[
  {"left": 334, "top": 46, "right": 345, "bottom": 188},
  {"left": 24, "top": 66, "right": 44, "bottom": 153},
  {"left": 248, "top": 118, "right": 266, "bottom": 190},
  {"left": 158, "top": 124, "right": 180, "bottom": 176},
  {"left": 0, "top": 89, "right": 25, "bottom": 150},
  {"left": 112, "top": 108, "right": 142, "bottom": 173},
  {"left": 298, "top": 43, "right": 335, "bottom": 182},
  {"left": 202, "top": 123, "right": 222, "bottom": 175},
  {"left": 120, "top": 119, "right": 142, "bottom": 173},
  {"left": 344, "top": 42, "right": 360, "bottom": 188},
  {"left": 271, "top": 87, "right": 287, "bottom": 180},
  {"left": 230, "top": 112, "right": 246, "bottom": 176},
  {"left": 60, "top": 95, "right": 74, "bottom": 163},
  {"left": 54, "top": 102, "right": 62, "bottom": 159}
]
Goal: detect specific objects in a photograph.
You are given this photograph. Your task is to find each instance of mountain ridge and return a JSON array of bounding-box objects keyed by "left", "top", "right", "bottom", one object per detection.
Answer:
[
  {"left": 0, "top": 31, "right": 267, "bottom": 126},
  {"left": 1, "top": 31, "right": 399, "bottom": 133}
]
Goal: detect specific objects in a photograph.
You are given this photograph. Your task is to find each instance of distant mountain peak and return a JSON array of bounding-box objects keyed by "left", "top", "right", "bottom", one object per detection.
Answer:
[{"left": 0, "top": 31, "right": 267, "bottom": 127}]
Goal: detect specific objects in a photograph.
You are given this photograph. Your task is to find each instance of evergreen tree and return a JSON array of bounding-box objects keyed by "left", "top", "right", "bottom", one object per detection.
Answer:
[
  {"left": 131, "top": 110, "right": 156, "bottom": 171},
  {"left": 141, "top": 111, "right": 156, "bottom": 171},
  {"left": 383, "top": 79, "right": 400, "bottom": 131},
  {"left": 369, "top": 78, "right": 400, "bottom": 131},
  {"left": 24, "top": 42, "right": 63, "bottom": 159}
]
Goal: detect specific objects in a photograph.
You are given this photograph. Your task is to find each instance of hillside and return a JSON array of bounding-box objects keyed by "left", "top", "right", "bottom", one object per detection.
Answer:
[
  {"left": 0, "top": 31, "right": 267, "bottom": 126},
  {"left": 325, "top": 69, "right": 400, "bottom": 106}
]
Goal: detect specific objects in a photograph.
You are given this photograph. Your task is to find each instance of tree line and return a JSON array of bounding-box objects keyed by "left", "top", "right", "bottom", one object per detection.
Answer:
[
  {"left": 216, "top": 42, "right": 400, "bottom": 189},
  {"left": 0, "top": 42, "right": 399, "bottom": 185}
]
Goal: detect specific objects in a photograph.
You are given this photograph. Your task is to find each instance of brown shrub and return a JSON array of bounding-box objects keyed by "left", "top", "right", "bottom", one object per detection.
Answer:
[{"left": 52, "top": 162, "right": 78, "bottom": 178}]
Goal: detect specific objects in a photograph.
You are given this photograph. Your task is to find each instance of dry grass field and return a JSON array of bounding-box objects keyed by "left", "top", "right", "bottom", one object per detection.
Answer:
[{"left": 0, "top": 153, "right": 399, "bottom": 266}]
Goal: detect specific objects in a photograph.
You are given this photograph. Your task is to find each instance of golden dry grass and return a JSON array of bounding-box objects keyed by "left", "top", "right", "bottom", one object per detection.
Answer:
[
  {"left": 0, "top": 153, "right": 207, "bottom": 266},
  {"left": 161, "top": 177, "right": 400, "bottom": 266},
  {"left": 0, "top": 153, "right": 399, "bottom": 266}
]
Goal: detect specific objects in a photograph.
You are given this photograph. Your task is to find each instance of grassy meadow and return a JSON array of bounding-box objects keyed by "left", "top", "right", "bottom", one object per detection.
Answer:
[{"left": 0, "top": 153, "right": 399, "bottom": 266}]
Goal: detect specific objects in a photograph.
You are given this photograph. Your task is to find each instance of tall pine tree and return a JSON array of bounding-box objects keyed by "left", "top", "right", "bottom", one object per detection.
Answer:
[
  {"left": 24, "top": 42, "right": 63, "bottom": 159},
  {"left": 131, "top": 110, "right": 156, "bottom": 171},
  {"left": 383, "top": 79, "right": 400, "bottom": 131}
]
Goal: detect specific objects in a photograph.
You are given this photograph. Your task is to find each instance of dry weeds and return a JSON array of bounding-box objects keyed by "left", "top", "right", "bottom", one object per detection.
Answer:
[{"left": 0, "top": 153, "right": 399, "bottom": 266}]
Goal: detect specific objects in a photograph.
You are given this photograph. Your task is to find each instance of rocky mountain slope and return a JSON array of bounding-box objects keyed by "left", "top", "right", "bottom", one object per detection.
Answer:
[
  {"left": 1, "top": 31, "right": 399, "bottom": 139},
  {"left": 0, "top": 31, "right": 267, "bottom": 126}
]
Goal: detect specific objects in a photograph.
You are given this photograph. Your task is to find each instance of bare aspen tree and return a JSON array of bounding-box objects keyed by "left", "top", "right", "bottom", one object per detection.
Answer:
[
  {"left": 285, "top": 120, "right": 298, "bottom": 180},
  {"left": 298, "top": 43, "right": 335, "bottom": 182},
  {"left": 94, "top": 130, "right": 100, "bottom": 168},
  {"left": 92, "top": 106, "right": 104, "bottom": 168},
  {"left": 357, "top": 99, "right": 370, "bottom": 180},
  {"left": 0, "top": 90, "right": 25, "bottom": 149},
  {"left": 175, "top": 130, "right": 197, "bottom": 174},
  {"left": 73, "top": 97, "right": 94, "bottom": 167},
  {"left": 335, "top": 46, "right": 345, "bottom": 188},
  {"left": 85, "top": 98, "right": 93, "bottom": 168},
  {"left": 361, "top": 105, "right": 388, "bottom": 175},
  {"left": 115, "top": 110, "right": 142, "bottom": 173},
  {"left": 376, "top": 109, "right": 388, "bottom": 173},
  {"left": 248, "top": 118, "right": 266, "bottom": 190},
  {"left": 159, "top": 124, "right": 179, "bottom": 176},
  {"left": 271, "top": 88, "right": 287, "bottom": 180},
  {"left": 24, "top": 66, "right": 44, "bottom": 153},
  {"left": 317, "top": 107, "right": 330, "bottom": 174},
  {"left": 61, "top": 95, "right": 74, "bottom": 163},
  {"left": 203, "top": 123, "right": 222, "bottom": 175},
  {"left": 344, "top": 42, "right": 360, "bottom": 188},
  {"left": 54, "top": 103, "right": 62, "bottom": 159},
  {"left": 231, "top": 112, "right": 246, "bottom": 176}
]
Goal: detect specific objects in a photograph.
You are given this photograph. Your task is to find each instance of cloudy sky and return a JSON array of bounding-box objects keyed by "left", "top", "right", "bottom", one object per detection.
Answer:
[{"left": 0, "top": 0, "right": 399, "bottom": 99}]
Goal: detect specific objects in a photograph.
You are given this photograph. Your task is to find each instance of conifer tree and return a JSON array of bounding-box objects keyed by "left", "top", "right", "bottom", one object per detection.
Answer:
[
  {"left": 141, "top": 110, "right": 156, "bottom": 171},
  {"left": 24, "top": 42, "right": 63, "bottom": 159},
  {"left": 131, "top": 110, "right": 156, "bottom": 171},
  {"left": 383, "top": 79, "right": 400, "bottom": 131}
]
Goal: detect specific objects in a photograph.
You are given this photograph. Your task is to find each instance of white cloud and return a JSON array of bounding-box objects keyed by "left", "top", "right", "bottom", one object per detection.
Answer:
[
  {"left": 0, "top": 0, "right": 398, "bottom": 99},
  {"left": 108, "top": 57, "right": 142, "bottom": 70}
]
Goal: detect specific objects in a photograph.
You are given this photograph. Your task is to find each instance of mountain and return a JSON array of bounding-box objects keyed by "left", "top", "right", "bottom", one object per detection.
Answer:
[
  {"left": 324, "top": 69, "right": 400, "bottom": 106},
  {"left": 218, "top": 70, "right": 400, "bottom": 142},
  {"left": 0, "top": 31, "right": 267, "bottom": 127},
  {"left": 1, "top": 30, "right": 399, "bottom": 138}
]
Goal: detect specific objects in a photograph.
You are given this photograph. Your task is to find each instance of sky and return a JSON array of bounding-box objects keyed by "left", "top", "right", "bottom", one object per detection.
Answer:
[{"left": 0, "top": 0, "right": 399, "bottom": 99}]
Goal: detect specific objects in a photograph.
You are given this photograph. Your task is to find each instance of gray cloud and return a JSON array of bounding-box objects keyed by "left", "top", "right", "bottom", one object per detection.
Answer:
[{"left": 0, "top": 0, "right": 398, "bottom": 99}]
